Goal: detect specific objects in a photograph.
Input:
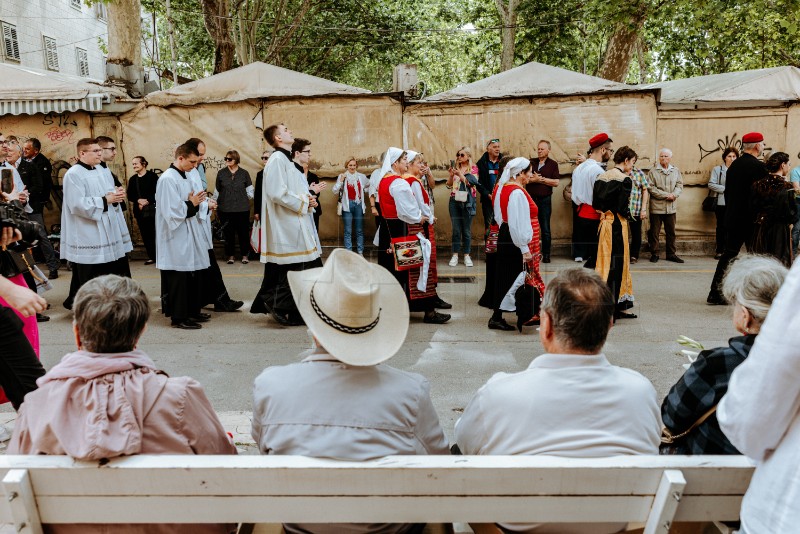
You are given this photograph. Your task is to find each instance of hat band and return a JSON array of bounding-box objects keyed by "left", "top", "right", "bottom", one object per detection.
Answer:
[{"left": 310, "top": 283, "right": 381, "bottom": 335}]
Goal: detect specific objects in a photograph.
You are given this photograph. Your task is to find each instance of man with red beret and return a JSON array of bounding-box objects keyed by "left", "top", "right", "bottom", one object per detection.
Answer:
[
  {"left": 571, "top": 133, "right": 613, "bottom": 268},
  {"left": 707, "top": 132, "right": 769, "bottom": 305}
]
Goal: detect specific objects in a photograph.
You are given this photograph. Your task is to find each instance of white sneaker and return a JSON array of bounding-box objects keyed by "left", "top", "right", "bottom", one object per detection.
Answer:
[
  {"left": 464, "top": 255, "right": 474, "bottom": 267},
  {"left": 448, "top": 254, "right": 458, "bottom": 267},
  {"left": 0, "top": 424, "right": 11, "bottom": 443},
  {"left": 574, "top": 257, "right": 583, "bottom": 262}
]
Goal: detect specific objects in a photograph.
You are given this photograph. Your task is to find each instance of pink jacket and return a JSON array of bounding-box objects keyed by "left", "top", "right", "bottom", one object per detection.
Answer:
[{"left": 8, "top": 349, "right": 236, "bottom": 534}]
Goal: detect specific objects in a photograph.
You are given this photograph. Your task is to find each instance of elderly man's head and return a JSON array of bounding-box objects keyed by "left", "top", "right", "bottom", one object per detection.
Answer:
[
  {"left": 73, "top": 275, "right": 150, "bottom": 353},
  {"left": 540, "top": 268, "right": 614, "bottom": 354},
  {"left": 6, "top": 143, "right": 22, "bottom": 165}
]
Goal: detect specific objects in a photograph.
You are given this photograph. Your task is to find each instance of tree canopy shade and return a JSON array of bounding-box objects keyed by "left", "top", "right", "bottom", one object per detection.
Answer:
[{"left": 135, "top": 0, "right": 800, "bottom": 92}]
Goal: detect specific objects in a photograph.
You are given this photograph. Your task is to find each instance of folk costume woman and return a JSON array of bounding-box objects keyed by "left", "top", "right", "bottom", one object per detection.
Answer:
[
  {"left": 332, "top": 157, "right": 369, "bottom": 254},
  {"left": 376, "top": 149, "right": 450, "bottom": 324},
  {"left": 750, "top": 152, "right": 796, "bottom": 267},
  {"left": 594, "top": 146, "right": 636, "bottom": 320},
  {"left": 488, "top": 157, "right": 545, "bottom": 332}
]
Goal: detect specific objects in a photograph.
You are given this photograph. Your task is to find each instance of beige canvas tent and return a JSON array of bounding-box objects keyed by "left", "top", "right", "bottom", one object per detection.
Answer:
[
  {"left": 120, "top": 62, "right": 403, "bottom": 244},
  {"left": 407, "top": 62, "right": 659, "bottom": 245},
  {"left": 645, "top": 66, "right": 800, "bottom": 237}
]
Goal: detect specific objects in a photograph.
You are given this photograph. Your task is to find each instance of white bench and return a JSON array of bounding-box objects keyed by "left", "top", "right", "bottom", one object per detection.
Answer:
[{"left": 0, "top": 455, "right": 754, "bottom": 534}]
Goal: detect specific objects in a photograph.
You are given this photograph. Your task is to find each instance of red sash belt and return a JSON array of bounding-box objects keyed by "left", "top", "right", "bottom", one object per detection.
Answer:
[{"left": 577, "top": 203, "right": 601, "bottom": 220}]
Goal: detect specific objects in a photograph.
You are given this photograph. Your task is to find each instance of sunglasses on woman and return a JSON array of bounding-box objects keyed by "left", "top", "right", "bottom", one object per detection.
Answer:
[
  {"left": 456, "top": 152, "right": 465, "bottom": 157},
  {"left": 224, "top": 157, "right": 234, "bottom": 161}
]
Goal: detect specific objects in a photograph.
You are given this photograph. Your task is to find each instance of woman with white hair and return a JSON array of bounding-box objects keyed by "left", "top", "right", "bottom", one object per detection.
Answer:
[
  {"left": 661, "top": 254, "right": 788, "bottom": 454},
  {"left": 488, "top": 157, "right": 545, "bottom": 331}
]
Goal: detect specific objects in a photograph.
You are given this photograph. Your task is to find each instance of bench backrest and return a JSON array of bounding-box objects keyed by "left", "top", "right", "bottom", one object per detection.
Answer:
[{"left": 0, "top": 455, "right": 755, "bottom": 534}]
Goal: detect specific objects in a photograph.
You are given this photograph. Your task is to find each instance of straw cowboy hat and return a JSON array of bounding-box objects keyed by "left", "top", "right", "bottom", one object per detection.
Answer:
[{"left": 288, "top": 249, "right": 409, "bottom": 366}]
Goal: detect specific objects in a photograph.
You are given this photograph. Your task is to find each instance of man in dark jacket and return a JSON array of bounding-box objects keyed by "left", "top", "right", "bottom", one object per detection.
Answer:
[
  {"left": 476, "top": 138, "right": 502, "bottom": 232},
  {"left": 707, "top": 132, "right": 768, "bottom": 305},
  {"left": 526, "top": 140, "right": 561, "bottom": 263},
  {"left": 21, "top": 138, "right": 60, "bottom": 278}
]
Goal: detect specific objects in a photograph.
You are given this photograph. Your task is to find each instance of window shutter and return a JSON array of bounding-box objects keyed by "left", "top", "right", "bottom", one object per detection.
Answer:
[
  {"left": 76, "top": 47, "right": 89, "bottom": 77},
  {"left": 2, "top": 23, "right": 20, "bottom": 61},
  {"left": 43, "top": 36, "right": 59, "bottom": 70}
]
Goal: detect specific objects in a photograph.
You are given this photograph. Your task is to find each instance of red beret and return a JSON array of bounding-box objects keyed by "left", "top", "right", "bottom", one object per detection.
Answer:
[
  {"left": 589, "top": 133, "right": 611, "bottom": 149},
  {"left": 742, "top": 132, "right": 764, "bottom": 143}
]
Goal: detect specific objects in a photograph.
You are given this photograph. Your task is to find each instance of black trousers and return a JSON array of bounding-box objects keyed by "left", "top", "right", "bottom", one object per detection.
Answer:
[
  {"left": 199, "top": 249, "right": 233, "bottom": 307},
  {"left": 531, "top": 194, "right": 552, "bottom": 256},
  {"left": 714, "top": 205, "right": 727, "bottom": 254},
  {"left": 135, "top": 214, "right": 157, "bottom": 261},
  {"left": 574, "top": 216, "right": 599, "bottom": 268},
  {"left": 64, "top": 256, "right": 131, "bottom": 310},
  {"left": 250, "top": 259, "right": 323, "bottom": 320},
  {"left": 629, "top": 219, "right": 643, "bottom": 259},
  {"left": 161, "top": 270, "right": 200, "bottom": 323},
  {"left": 709, "top": 230, "right": 748, "bottom": 299},
  {"left": 0, "top": 306, "right": 45, "bottom": 410},
  {"left": 220, "top": 211, "right": 251, "bottom": 258}
]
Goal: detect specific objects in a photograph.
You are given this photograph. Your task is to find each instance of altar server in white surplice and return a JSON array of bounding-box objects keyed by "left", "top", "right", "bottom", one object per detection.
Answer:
[
  {"left": 156, "top": 142, "right": 210, "bottom": 330},
  {"left": 61, "top": 137, "right": 132, "bottom": 310}
]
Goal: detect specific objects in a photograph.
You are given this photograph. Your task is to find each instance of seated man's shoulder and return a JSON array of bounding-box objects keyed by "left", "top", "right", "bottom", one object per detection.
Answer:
[{"left": 608, "top": 365, "right": 657, "bottom": 394}]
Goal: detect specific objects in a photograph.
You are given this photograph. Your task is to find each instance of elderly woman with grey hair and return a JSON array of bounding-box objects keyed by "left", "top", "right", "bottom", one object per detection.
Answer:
[
  {"left": 8, "top": 274, "right": 237, "bottom": 533},
  {"left": 661, "top": 254, "right": 788, "bottom": 455}
]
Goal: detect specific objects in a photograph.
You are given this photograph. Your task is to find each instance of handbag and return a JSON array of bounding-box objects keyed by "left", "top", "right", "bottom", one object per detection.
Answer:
[
  {"left": 250, "top": 220, "right": 262, "bottom": 253},
  {"left": 485, "top": 223, "right": 499, "bottom": 254},
  {"left": 390, "top": 235, "right": 424, "bottom": 271},
  {"left": 211, "top": 214, "right": 227, "bottom": 243},
  {"left": 702, "top": 193, "right": 718, "bottom": 213},
  {"left": 454, "top": 189, "right": 469, "bottom": 202},
  {"left": 659, "top": 405, "right": 718, "bottom": 455}
]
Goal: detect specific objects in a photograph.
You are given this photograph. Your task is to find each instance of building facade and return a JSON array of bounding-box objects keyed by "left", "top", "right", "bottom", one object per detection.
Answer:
[{"left": 1, "top": 0, "right": 108, "bottom": 79}]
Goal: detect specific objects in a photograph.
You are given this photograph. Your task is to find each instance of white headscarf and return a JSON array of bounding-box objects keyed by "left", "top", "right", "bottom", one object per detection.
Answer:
[
  {"left": 498, "top": 157, "right": 531, "bottom": 187},
  {"left": 379, "top": 147, "right": 405, "bottom": 180},
  {"left": 404, "top": 150, "right": 418, "bottom": 168}
]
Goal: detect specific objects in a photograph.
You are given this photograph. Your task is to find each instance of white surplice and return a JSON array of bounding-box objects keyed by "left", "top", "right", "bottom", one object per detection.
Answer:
[
  {"left": 155, "top": 166, "right": 210, "bottom": 272},
  {"left": 187, "top": 168, "right": 213, "bottom": 251},
  {"left": 259, "top": 149, "right": 320, "bottom": 265},
  {"left": 60, "top": 162, "right": 132, "bottom": 264}
]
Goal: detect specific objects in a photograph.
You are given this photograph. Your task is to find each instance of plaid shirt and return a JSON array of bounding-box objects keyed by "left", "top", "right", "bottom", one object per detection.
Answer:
[
  {"left": 661, "top": 334, "right": 755, "bottom": 454},
  {"left": 628, "top": 167, "right": 649, "bottom": 218}
]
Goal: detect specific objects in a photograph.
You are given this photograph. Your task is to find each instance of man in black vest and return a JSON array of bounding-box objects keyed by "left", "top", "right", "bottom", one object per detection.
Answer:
[
  {"left": 22, "top": 138, "right": 59, "bottom": 278},
  {"left": 707, "top": 132, "right": 768, "bottom": 305}
]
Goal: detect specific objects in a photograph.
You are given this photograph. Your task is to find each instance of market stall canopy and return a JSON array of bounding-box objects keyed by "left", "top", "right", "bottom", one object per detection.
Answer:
[
  {"left": 144, "top": 62, "right": 371, "bottom": 107},
  {"left": 0, "top": 63, "right": 126, "bottom": 116},
  {"left": 422, "top": 62, "right": 645, "bottom": 102},
  {"left": 644, "top": 66, "right": 800, "bottom": 106}
]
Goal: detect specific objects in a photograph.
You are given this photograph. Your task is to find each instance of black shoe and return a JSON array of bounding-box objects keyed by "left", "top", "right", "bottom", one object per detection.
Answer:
[
  {"left": 488, "top": 318, "right": 515, "bottom": 331},
  {"left": 214, "top": 299, "right": 244, "bottom": 312},
  {"left": 423, "top": 311, "right": 451, "bottom": 324},
  {"left": 172, "top": 320, "right": 202, "bottom": 329},
  {"left": 434, "top": 297, "right": 452, "bottom": 310},
  {"left": 614, "top": 311, "right": 638, "bottom": 320},
  {"left": 272, "top": 311, "right": 304, "bottom": 326},
  {"left": 714, "top": 253, "right": 723, "bottom": 260},
  {"left": 48, "top": 270, "right": 59, "bottom": 279},
  {"left": 649, "top": 255, "right": 659, "bottom": 263},
  {"left": 707, "top": 294, "right": 727, "bottom": 305},
  {"left": 36, "top": 313, "right": 50, "bottom": 323},
  {"left": 542, "top": 255, "right": 551, "bottom": 263},
  {"left": 191, "top": 313, "right": 211, "bottom": 323},
  {"left": 666, "top": 255, "right": 685, "bottom": 264},
  {"left": 144, "top": 259, "right": 155, "bottom": 265}
]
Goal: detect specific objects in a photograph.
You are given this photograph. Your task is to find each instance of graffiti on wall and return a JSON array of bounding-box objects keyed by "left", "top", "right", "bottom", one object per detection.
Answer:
[{"left": 699, "top": 133, "right": 773, "bottom": 162}]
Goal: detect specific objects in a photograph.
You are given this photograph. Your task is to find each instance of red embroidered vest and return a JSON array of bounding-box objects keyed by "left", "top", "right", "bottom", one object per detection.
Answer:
[
  {"left": 378, "top": 175, "right": 403, "bottom": 219},
  {"left": 499, "top": 183, "right": 537, "bottom": 224},
  {"left": 404, "top": 176, "right": 430, "bottom": 204}
]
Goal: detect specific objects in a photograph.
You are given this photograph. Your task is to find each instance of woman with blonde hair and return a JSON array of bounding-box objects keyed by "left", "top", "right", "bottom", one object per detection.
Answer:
[
  {"left": 447, "top": 146, "right": 480, "bottom": 267},
  {"left": 332, "top": 157, "right": 369, "bottom": 254}
]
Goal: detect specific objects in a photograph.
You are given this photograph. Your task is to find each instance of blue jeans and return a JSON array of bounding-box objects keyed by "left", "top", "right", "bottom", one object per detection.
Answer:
[
  {"left": 342, "top": 200, "right": 364, "bottom": 253},
  {"left": 449, "top": 198, "right": 474, "bottom": 254}
]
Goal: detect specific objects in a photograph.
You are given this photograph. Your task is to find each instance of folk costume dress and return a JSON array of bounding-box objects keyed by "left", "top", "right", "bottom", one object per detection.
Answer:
[
  {"left": 593, "top": 168, "right": 634, "bottom": 311},
  {"left": 492, "top": 182, "right": 545, "bottom": 316},
  {"left": 156, "top": 164, "right": 210, "bottom": 324},
  {"left": 749, "top": 174, "right": 796, "bottom": 267},
  {"left": 377, "top": 174, "right": 438, "bottom": 312},
  {"left": 251, "top": 148, "right": 322, "bottom": 323},
  {"left": 60, "top": 161, "right": 132, "bottom": 309}
]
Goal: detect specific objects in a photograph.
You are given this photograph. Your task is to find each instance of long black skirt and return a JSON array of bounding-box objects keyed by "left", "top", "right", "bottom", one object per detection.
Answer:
[
  {"left": 492, "top": 223, "right": 523, "bottom": 311},
  {"left": 161, "top": 270, "right": 200, "bottom": 323}
]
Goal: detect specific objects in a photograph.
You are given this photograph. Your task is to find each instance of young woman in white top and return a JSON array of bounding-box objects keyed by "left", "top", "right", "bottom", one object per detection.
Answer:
[{"left": 332, "top": 157, "right": 369, "bottom": 255}]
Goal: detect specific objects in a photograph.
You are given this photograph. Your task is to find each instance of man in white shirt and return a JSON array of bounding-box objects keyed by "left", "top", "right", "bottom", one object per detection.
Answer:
[
  {"left": 61, "top": 138, "right": 132, "bottom": 310},
  {"left": 571, "top": 133, "right": 613, "bottom": 267},
  {"left": 156, "top": 142, "right": 210, "bottom": 329},
  {"left": 455, "top": 267, "right": 661, "bottom": 534},
  {"left": 250, "top": 123, "right": 321, "bottom": 327}
]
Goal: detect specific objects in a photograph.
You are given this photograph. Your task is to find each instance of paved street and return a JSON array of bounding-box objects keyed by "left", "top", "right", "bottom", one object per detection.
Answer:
[{"left": 2, "top": 251, "right": 734, "bottom": 448}]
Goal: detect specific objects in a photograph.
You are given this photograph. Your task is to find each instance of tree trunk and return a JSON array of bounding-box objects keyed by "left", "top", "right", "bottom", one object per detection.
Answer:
[
  {"left": 597, "top": 8, "right": 647, "bottom": 82},
  {"left": 494, "top": 0, "right": 520, "bottom": 72},
  {"left": 106, "top": 0, "right": 144, "bottom": 95},
  {"left": 200, "top": 0, "right": 236, "bottom": 73}
]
